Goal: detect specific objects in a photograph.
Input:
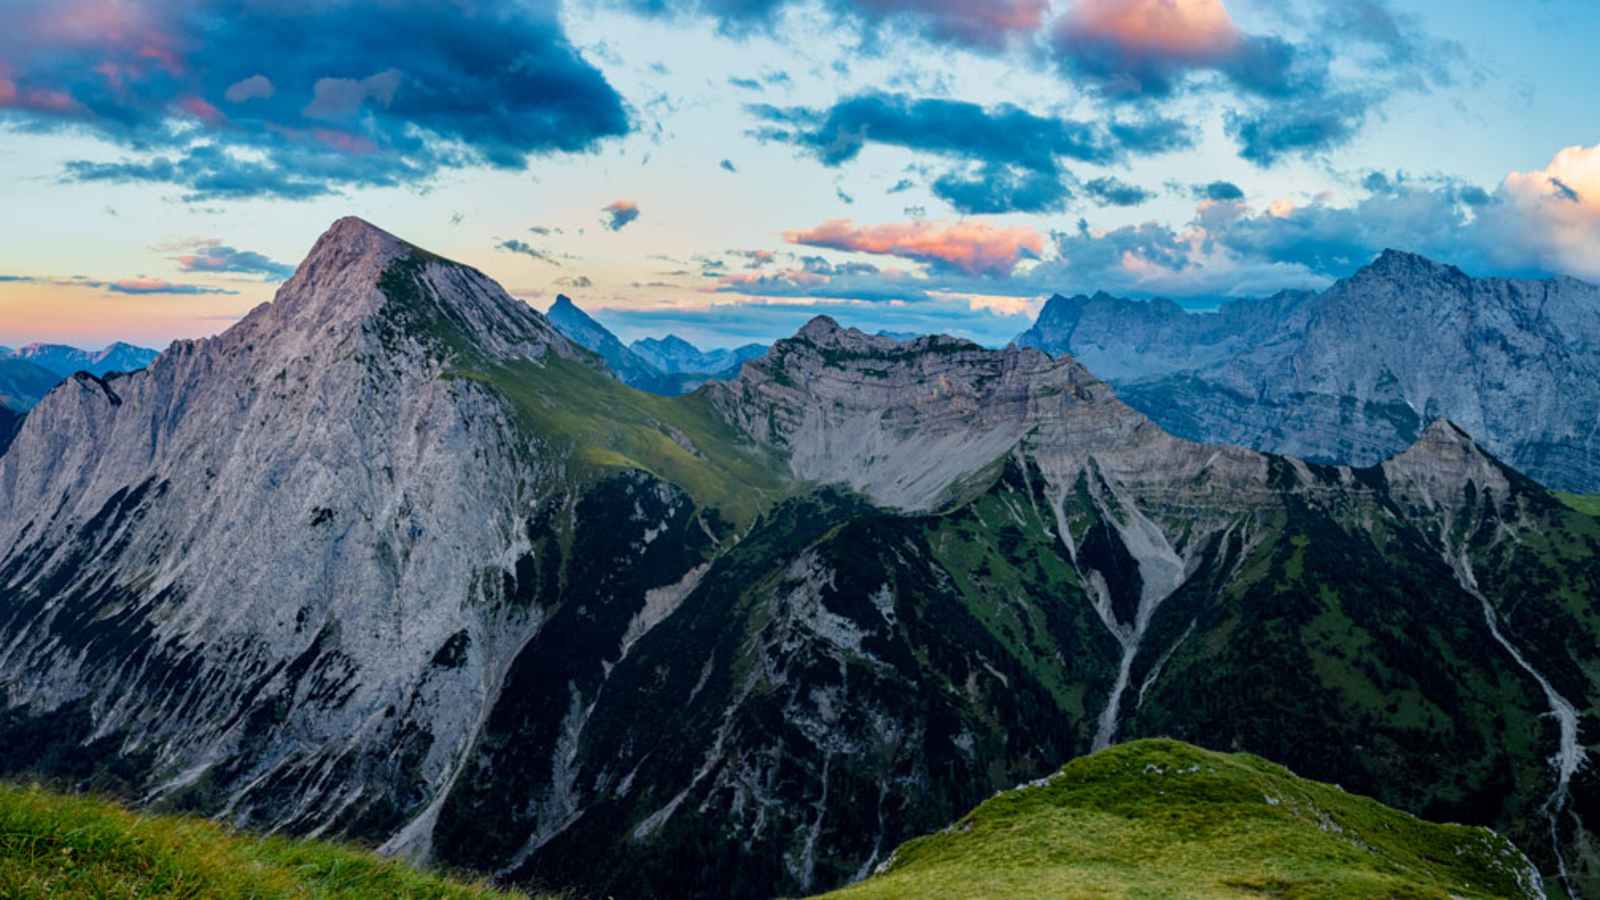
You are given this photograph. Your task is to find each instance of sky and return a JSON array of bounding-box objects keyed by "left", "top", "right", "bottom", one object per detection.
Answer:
[{"left": 2, "top": 0, "right": 1598, "bottom": 351}]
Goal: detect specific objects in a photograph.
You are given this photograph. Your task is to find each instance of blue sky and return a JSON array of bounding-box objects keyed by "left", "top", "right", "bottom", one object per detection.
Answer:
[{"left": 1, "top": 0, "right": 1598, "bottom": 350}]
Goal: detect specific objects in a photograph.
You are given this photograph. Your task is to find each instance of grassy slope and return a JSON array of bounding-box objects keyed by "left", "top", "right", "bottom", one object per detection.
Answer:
[
  {"left": 816, "top": 739, "right": 1539, "bottom": 900},
  {"left": 0, "top": 782, "right": 534, "bottom": 899},
  {"left": 460, "top": 356, "right": 789, "bottom": 529},
  {"left": 1558, "top": 492, "right": 1600, "bottom": 517}
]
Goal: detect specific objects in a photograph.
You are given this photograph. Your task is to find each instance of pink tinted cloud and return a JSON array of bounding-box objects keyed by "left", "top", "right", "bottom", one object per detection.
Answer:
[
  {"left": 313, "top": 129, "right": 379, "bottom": 155},
  {"left": 784, "top": 219, "right": 1044, "bottom": 277},
  {"left": 0, "top": 78, "right": 80, "bottom": 113},
  {"left": 178, "top": 95, "right": 224, "bottom": 124},
  {"left": 1059, "top": 0, "right": 1240, "bottom": 61}
]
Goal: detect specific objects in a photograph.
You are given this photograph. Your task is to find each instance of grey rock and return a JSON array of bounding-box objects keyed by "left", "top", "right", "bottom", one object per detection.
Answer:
[{"left": 1018, "top": 250, "right": 1600, "bottom": 491}]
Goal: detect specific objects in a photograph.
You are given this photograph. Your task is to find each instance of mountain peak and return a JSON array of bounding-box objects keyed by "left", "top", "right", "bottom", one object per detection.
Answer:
[
  {"left": 797, "top": 315, "right": 844, "bottom": 340},
  {"left": 1354, "top": 248, "right": 1462, "bottom": 282},
  {"left": 552, "top": 293, "right": 578, "bottom": 310}
]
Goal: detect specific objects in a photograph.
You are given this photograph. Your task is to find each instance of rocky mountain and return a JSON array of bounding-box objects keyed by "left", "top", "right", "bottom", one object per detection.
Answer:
[
  {"left": 2, "top": 220, "right": 1598, "bottom": 899},
  {"left": 8, "top": 341, "right": 160, "bottom": 379},
  {"left": 1014, "top": 289, "right": 1312, "bottom": 381},
  {"left": 0, "top": 358, "right": 60, "bottom": 412},
  {"left": 545, "top": 294, "right": 680, "bottom": 394},
  {"left": 1017, "top": 250, "right": 1600, "bottom": 492},
  {"left": 630, "top": 334, "right": 767, "bottom": 377},
  {"left": 820, "top": 739, "right": 1544, "bottom": 900}
]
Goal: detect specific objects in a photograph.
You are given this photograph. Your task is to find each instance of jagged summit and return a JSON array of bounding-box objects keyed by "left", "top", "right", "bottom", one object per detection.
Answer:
[{"left": 1346, "top": 248, "right": 1468, "bottom": 286}]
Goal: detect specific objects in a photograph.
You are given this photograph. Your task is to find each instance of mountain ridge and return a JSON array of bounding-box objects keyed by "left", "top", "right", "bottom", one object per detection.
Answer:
[
  {"left": 1, "top": 220, "right": 1597, "bottom": 898},
  {"left": 1017, "top": 248, "right": 1600, "bottom": 491}
]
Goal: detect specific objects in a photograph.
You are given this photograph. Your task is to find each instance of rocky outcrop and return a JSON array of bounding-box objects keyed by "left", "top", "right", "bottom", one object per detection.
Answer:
[{"left": 1020, "top": 250, "right": 1600, "bottom": 492}]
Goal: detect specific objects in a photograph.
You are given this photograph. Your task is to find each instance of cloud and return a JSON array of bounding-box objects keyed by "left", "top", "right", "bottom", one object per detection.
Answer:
[
  {"left": 107, "top": 277, "right": 238, "bottom": 296},
  {"left": 224, "top": 74, "right": 274, "bottom": 103},
  {"left": 887, "top": 178, "right": 915, "bottom": 193},
  {"left": 835, "top": 186, "right": 855, "bottom": 204},
  {"left": 720, "top": 158, "right": 738, "bottom": 172},
  {"left": 1224, "top": 92, "right": 1371, "bottom": 167},
  {"left": 1047, "top": 0, "right": 1461, "bottom": 168},
  {"left": 2, "top": 0, "right": 628, "bottom": 201},
  {"left": 1549, "top": 176, "right": 1581, "bottom": 203},
  {"left": 554, "top": 275, "right": 594, "bottom": 288},
  {"left": 1194, "top": 180, "right": 1245, "bottom": 201},
  {"left": 1084, "top": 176, "right": 1155, "bottom": 207},
  {"left": 1052, "top": 0, "right": 1244, "bottom": 98},
  {"left": 784, "top": 219, "right": 1044, "bottom": 276},
  {"left": 749, "top": 92, "right": 1190, "bottom": 214},
  {"left": 753, "top": 92, "right": 1178, "bottom": 169},
  {"left": 601, "top": 200, "right": 641, "bottom": 231},
  {"left": 498, "top": 239, "right": 562, "bottom": 265},
  {"left": 931, "top": 163, "right": 1070, "bottom": 214},
  {"left": 729, "top": 76, "right": 764, "bottom": 91},
  {"left": 173, "top": 241, "right": 295, "bottom": 280},
  {"left": 612, "top": 0, "right": 1046, "bottom": 53}
]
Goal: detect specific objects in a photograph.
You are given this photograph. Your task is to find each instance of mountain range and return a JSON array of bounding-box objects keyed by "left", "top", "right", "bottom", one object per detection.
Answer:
[
  {"left": 545, "top": 294, "right": 766, "bottom": 396},
  {"left": 0, "top": 342, "right": 160, "bottom": 456},
  {"left": 1016, "top": 249, "right": 1600, "bottom": 492},
  {"left": 2, "top": 342, "right": 160, "bottom": 380},
  {"left": 0, "top": 219, "right": 1596, "bottom": 899}
]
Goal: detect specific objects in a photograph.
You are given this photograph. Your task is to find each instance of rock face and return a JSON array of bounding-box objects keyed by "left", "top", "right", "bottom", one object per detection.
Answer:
[
  {"left": 2, "top": 221, "right": 1599, "bottom": 900},
  {"left": 544, "top": 294, "right": 680, "bottom": 394},
  {"left": 7, "top": 342, "right": 160, "bottom": 380},
  {"left": 630, "top": 334, "right": 767, "bottom": 377},
  {"left": 1018, "top": 250, "right": 1600, "bottom": 492},
  {"left": 0, "top": 217, "right": 584, "bottom": 845}
]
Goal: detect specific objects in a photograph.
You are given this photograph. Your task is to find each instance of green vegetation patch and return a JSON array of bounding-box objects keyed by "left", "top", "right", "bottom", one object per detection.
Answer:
[
  {"left": 459, "top": 355, "right": 788, "bottom": 529},
  {"left": 816, "top": 739, "right": 1538, "bottom": 900},
  {"left": 1557, "top": 492, "right": 1600, "bottom": 518},
  {"left": 0, "top": 781, "right": 533, "bottom": 899}
]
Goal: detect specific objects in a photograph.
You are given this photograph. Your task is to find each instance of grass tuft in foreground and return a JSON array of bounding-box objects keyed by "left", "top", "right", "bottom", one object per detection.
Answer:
[
  {"left": 814, "top": 739, "right": 1542, "bottom": 900},
  {"left": 0, "top": 781, "right": 536, "bottom": 899}
]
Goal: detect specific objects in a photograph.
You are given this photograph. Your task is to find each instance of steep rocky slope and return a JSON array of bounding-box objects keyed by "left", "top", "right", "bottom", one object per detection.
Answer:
[
  {"left": 1, "top": 220, "right": 1597, "bottom": 899},
  {"left": 1018, "top": 250, "right": 1600, "bottom": 492},
  {"left": 819, "top": 739, "right": 1544, "bottom": 900}
]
